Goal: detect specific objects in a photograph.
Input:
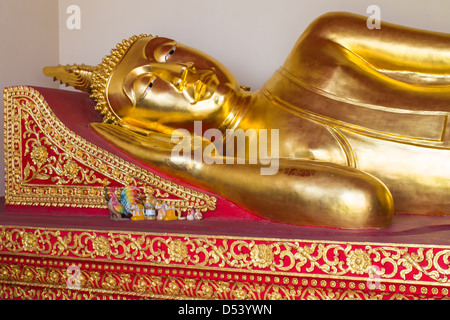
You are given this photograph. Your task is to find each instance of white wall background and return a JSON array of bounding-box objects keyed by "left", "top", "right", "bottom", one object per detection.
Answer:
[
  {"left": 1, "top": 0, "right": 60, "bottom": 197},
  {"left": 2, "top": 0, "right": 450, "bottom": 196},
  {"left": 58, "top": 0, "right": 450, "bottom": 90}
]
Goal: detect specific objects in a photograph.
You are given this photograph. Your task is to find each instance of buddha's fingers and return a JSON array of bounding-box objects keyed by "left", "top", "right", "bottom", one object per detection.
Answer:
[{"left": 89, "top": 122, "right": 175, "bottom": 163}]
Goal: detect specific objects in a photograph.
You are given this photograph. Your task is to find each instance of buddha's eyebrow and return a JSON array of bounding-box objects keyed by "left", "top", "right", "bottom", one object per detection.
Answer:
[
  {"left": 145, "top": 37, "right": 172, "bottom": 60},
  {"left": 123, "top": 65, "right": 157, "bottom": 106},
  {"left": 145, "top": 38, "right": 159, "bottom": 60}
]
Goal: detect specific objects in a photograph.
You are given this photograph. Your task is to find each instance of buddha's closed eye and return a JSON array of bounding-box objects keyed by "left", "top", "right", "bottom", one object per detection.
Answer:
[
  {"left": 165, "top": 45, "right": 177, "bottom": 61},
  {"left": 143, "top": 78, "right": 156, "bottom": 97}
]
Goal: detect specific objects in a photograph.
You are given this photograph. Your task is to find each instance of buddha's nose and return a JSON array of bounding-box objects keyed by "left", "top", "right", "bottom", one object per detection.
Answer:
[
  {"left": 179, "top": 62, "right": 216, "bottom": 92},
  {"left": 150, "top": 62, "right": 201, "bottom": 91}
]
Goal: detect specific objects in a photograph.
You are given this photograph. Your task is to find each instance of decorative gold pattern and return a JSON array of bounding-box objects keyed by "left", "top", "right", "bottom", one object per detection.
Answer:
[
  {"left": 43, "top": 64, "right": 96, "bottom": 93},
  {"left": 0, "top": 255, "right": 449, "bottom": 300},
  {"left": 346, "top": 249, "right": 372, "bottom": 275},
  {"left": 0, "top": 256, "right": 448, "bottom": 300},
  {"left": 1, "top": 225, "right": 450, "bottom": 296},
  {"left": 3, "top": 86, "right": 216, "bottom": 212},
  {"left": 250, "top": 244, "right": 274, "bottom": 269},
  {"left": 22, "top": 113, "right": 105, "bottom": 186}
]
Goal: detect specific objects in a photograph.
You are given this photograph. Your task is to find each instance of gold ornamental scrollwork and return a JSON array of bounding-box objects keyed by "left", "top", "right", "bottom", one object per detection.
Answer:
[
  {"left": 22, "top": 112, "right": 105, "bottom": 186},
  {"left": 0, "top": 262, "right": 445, "bottom": 300},
  {"left": 2, "top": 226, "right": 450, "bottom": 287},
  {"left": 346, "top": 248, "right": 372, "bottom": 275},
  {"left": 3, "top": 86, "right": 217, "bottom": 212},
  {"left": 250, "top": 244, "right": 275, "bottom": 269}
]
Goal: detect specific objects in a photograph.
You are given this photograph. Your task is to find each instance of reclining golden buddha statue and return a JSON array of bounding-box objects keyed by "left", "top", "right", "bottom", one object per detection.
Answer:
[{"left": 43, "top": 12, "right": 450, "bottom": 229}]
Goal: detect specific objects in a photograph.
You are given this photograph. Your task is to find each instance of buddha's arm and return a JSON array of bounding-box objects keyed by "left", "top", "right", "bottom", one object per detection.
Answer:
[{"left": 90, "top": 122, "right": 393, "bottom": 229}]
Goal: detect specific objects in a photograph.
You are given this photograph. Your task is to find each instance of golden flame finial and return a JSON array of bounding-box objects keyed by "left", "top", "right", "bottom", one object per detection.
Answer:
[{"left": 43, "top": 64, "right": 96, "bottom": 92}]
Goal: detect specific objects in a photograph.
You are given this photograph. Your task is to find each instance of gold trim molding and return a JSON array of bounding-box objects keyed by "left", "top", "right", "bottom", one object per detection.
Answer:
[{"left": 1, "top": 261, "right": 442, "bottom": 300}]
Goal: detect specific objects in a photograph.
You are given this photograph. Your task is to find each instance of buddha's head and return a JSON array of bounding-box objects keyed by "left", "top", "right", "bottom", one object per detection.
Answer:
[{"left": 44, "top": 34, "right": 243, "bottom": 133}]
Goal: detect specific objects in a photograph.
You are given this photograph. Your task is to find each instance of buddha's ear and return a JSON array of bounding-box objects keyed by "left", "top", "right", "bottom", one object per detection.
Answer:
[{"left": 43, "top": 64, "right": 96, "bottom": 92}]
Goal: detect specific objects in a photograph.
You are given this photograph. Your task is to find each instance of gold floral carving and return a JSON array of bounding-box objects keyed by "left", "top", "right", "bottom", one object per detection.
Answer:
[
  {"left": 0, "top": 260, "right": 448, "bottom": 300},
  {"left": 166, "top": 239, "right": 189, "bottom": 263},
  {"left": 22, "top": 115, "right": 104, "bottom": 186},
  {"left": 346, "top": 249, "right": 372, "bottom": 275},
  {"left": 3, "top": 86, "right": 216, "bottom": 212},
  {"left": 2, "top": 225, "right": 450, "bottom": 290},
  {"left": 250, "top": 244, "right": 274, "bottom": 268}
]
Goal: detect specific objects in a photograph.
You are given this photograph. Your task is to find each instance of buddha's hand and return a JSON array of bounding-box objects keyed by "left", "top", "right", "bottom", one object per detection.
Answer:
[{"left": 89, "top": 122, "right": 212, "bottom": 176}]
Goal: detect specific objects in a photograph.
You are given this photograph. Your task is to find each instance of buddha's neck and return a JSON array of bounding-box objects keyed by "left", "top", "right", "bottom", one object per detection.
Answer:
[
  {"left": 221, "top": 90, "right": 279, "bottom": 131},
  {"left": 190, "top": 89, "right": 271, "bottom": 137},
  {"left": 211, "top": 90, "right": 255, "bottom": 133}
]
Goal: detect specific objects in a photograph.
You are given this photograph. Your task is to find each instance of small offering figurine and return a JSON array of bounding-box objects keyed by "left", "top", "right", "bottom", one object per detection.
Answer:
[
  {"left": 104, "top": 186, "right": 128, "bottom": 220},
  {"left": 186, "top": 207, "right": 202, "bottom": 221},
  {"left": 105, "top": 186, "right": 199, "bottom": 222},
  {"left": 186, "top": 207, "right": 195, "bottom": 221},
  {"left": 130, "top": 203, "right": 146, "bottom": 221},
  {"left": 120, "top": 186, "right": 145, "bottom": 221},
  {"left": 194, "top": 209, "right": 203, "bottom": 221},
  {"left": 163, "top": 203, "right": 177, "bottom": 221},
  {"left": 156, "top": 201, "right": 166, "bottom": 220},
  {"left": 144, "top": 194, "right": 156, "bottom": 220}
]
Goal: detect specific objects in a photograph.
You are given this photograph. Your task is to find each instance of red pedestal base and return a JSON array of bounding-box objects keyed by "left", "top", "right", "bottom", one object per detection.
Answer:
[{"left": 1, "top": 198, "right": 450, "bottom": 300}]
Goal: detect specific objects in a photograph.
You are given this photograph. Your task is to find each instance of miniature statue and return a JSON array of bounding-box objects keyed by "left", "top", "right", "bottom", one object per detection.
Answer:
[
  {"left": 194, "top": 209, "right": 203, "bottom": 221},
  {"left": 163, "top": 203, "right": 178, "bottom": 221},
  {"left": 105, "top": 186, "right": 180, "bottom": 221},
  {"left": 186, "top": 207, "right": 202, "bottom": 221},
  {"left": 119, "top": 186, "right": 138, "bottom": 220},
  {"left": 130, "top": 203, "right": 146, "bottom": 221},
  {"left": 45, "top": 12, "right": 450, "bottom": 229},
  {"left": 104, "top": 186, "right": 127, "bottom": 220},
  {"left": 186, "top": 207, "right": 195, "bottom": 221},
  {"left": 144, "top": 194, "right": 156, "bottom": 220},
  {"left": 105, "top": 185, "right": 144, "bottom": 220},
  {"left": 155, "top": 201, "right": 166, "bottom": 220}
]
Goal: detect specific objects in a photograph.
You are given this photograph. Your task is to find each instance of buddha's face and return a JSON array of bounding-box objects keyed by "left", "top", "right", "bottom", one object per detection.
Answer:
[{"left": 106, "top": 36, "right": 241, "bottom": 132}]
